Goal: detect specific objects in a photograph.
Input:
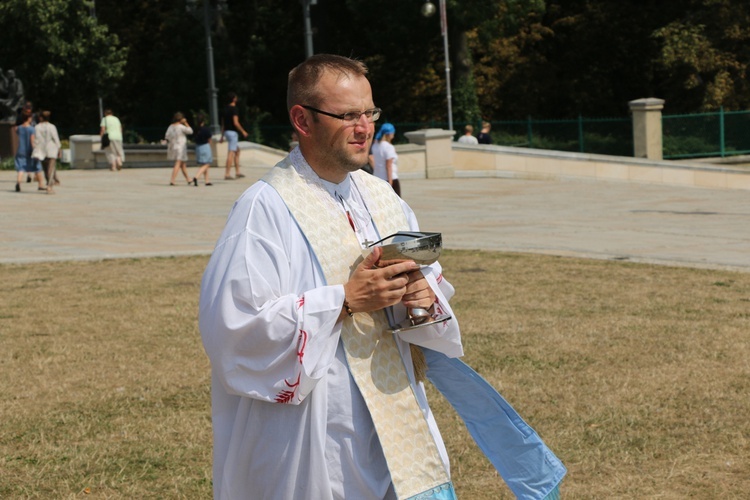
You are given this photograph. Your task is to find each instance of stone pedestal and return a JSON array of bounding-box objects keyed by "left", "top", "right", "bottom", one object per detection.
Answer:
[
  {"left": 70, "top": 134, "right": 102, "bottom": 169},
  {"left": 629, "top": 98, "right": 665, "bottom": 160},
  {"left": 403, "top": 128, "right": 455, "bottom": 178},
  {"left": 0, "top": 122, "right": 18, "bottom": 159},
  {"left": 212, "top": 134, "right": 226, "bottom": 168}
]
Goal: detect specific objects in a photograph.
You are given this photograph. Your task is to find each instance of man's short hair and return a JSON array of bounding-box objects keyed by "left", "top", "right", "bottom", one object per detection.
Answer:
[
  {"left": 287, "top": 54, "right": 369, "bottom": 112},
  {"left": 464, "top": 124, "right": 474, "bottom": 134}
]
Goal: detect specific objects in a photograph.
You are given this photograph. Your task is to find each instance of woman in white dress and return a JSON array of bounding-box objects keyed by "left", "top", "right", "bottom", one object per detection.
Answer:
[
  {"left": 32, "top": 110, "right": 62, "bottom": 193},
  {"left": 165, "top": 112, "right": 194, "bottom": 186}
]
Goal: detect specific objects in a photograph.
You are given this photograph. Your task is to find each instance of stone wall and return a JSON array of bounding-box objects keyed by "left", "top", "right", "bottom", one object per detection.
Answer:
[
  {"left": 69, "top": 135, "right": 287, "bottom": 170},
  {"left": 69, "top": 128, "right": 750, "bottom": 191}
]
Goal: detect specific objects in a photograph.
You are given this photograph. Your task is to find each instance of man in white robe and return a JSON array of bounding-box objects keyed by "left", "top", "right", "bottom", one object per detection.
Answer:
[{"left": 200, "top": 55, "right": 463, "bottom": 499}]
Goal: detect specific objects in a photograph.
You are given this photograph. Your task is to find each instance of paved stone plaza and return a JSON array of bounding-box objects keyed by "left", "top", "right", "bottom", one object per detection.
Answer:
[{"left": 2, "top": 164, "right": 749, "bottom": 271}]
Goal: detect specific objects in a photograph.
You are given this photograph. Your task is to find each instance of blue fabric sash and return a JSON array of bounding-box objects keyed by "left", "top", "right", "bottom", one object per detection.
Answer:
[
  {"left": 405, "top": 481, "right": 457, "bottom": 500},
  {"left": 424, "top": 348, "right": 566, "bottom": 499}
]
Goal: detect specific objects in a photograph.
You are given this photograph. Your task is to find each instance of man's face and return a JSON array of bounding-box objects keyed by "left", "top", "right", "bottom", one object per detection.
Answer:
[{"left": 307, "top": 71, "right": 375, "bottom": 175}]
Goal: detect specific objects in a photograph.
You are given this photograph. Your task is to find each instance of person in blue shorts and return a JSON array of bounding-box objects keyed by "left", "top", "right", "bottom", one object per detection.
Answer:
[
  {"left": 219, "top": 91, "right": 248, "bottom": 180},
  {"left": 14, "top": 108, "right": 45, "bottom": 192},
  {"left": 191, "top": 113, "right": 214, "bottom": 186}
]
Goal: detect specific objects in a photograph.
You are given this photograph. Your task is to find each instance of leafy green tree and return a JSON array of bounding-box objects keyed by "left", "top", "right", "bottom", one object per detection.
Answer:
[
  {"left": 469, "top": 0, "right": 679, "bottom": 119},
  {"left": 653, "top": 0, "right": 750, "bottom": 111},
  {"left": 4, "top": 0, "right": 750, "bottom": 144},
  {"left": 459, "top": 0, "right": 547, "bottom": 122},
  {"left": 93, "top": 0, "right": 208, "bottom": 139},
  {"left": 92, "top": 0, "right": 304, "bottom": 143},
  {"left": 469, "top": 0, "right": 750, "bottom": 118},
  {"left": 0, "top": 0, "right": 127, "bottom": 131}
]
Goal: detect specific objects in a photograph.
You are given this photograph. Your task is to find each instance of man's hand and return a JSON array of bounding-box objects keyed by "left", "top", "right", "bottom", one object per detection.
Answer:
[
  {"left": 400, "top": 269, "right": 435, "bottom": 311},
  {"left": 342, "top": 246, "right": 419, "bottom": 315}
]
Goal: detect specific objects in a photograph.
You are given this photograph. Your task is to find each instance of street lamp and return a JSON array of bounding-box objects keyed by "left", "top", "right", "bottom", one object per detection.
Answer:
[
  {"left": 422, "top": 0, "right": 453, "bottom": 132},
  {"left": 301, "top": 0, "right": 317, "bottom": 58},
  {"left": 90, "top": 0, "right": 103, "bottom": 120},
  {"left": 187, "top": 0, "right": 227, "bottom": 135}
]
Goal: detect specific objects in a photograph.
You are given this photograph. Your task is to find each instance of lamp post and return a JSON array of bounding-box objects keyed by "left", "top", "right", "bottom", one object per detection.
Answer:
[
  {"left": 187, "top": 0, "right": 226, "bottom": 135},
  {"left": 90, "top": 0, "right": 104, "bottom": 120},
  {"left": 301, "top": 0, "right": 317, "bottom": 58},
  {"left": 421, "top": 0, "right": 453, "bottom": 132}
]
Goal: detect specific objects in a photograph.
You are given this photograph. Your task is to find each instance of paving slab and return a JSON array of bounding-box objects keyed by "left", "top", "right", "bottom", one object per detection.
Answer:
[{"left": 2, "top": 165, "right": 749, "bottom": 272}]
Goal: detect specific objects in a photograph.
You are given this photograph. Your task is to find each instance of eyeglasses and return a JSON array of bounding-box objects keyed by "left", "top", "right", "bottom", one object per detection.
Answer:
[{"left": 302, "top": 105, "right": 382, "bottom": 124}]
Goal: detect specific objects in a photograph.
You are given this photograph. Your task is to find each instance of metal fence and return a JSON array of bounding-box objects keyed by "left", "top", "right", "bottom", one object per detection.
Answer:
[
  {"left": 489, "top": 116, "right": 633, "bottom": 157},
  {"left": 387, "top": 116, "right": 634, "bottom": 157},
  {"left": 446, "top": 109, "right": 750, "bottom": 160},
  {"left": 662, "top": 108, "right": 750, "bottom": 159}
]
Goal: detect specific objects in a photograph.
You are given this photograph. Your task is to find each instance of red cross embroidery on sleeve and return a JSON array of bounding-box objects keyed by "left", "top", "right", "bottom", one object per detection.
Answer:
[
  {"left": 296, "top": 329, "right": 308, "bottom": 364},
  {"left": 274, "top": 329, "right": 308, "bottom": 404}
]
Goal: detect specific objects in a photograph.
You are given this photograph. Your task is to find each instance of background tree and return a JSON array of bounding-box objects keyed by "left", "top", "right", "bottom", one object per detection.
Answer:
[
  {"left": 0, "top": 0, "right": 127, "bottom": 131},
  {"left": 3, "top": 0, "right": 750, "bottom": 143},
  {"left": 94, "top": 0, "right": 209, "bottom": 140},
  {"left": 652, "top": 0, "right": 750, "bottom": 111},
  {"left": 471, "top": 0, "right": 680, "bottom": 119}
]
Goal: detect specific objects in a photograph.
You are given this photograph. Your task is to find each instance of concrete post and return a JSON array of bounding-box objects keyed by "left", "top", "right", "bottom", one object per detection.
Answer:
[
  {"left": 629, "top": 98, "right": 665, "bottom": 160},
  {"left": 69, "top": 135, "right": 101, "bottom": 169},
  {"left": 403, "top": 128, "right": 455, "bottom": 178},
  {"left": 211, "top": 134, "right": 225, "bottom": 168}
]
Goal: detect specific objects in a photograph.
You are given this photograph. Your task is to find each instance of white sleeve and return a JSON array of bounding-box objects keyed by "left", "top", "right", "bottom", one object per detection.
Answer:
[
  {"left": 199, "top": 184, "right": 343, "bottom": 405},
  {"left": 385, "top": 142, "right": 398, "bottom": 161}
]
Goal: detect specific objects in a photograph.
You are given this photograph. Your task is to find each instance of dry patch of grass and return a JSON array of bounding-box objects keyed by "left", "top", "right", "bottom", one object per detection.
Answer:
[
  {"left": 435, "top": 251, "right": 750, "bottom": 499},
  {"left": 1, "top": 252, "right": 749, "bottom": 498},
  {"left": 1, "top": 257, "right": 211, "bottom": 498}
]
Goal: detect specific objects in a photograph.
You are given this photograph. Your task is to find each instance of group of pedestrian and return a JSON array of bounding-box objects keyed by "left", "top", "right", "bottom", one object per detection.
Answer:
[
  {"left": 367, "top": 119, "right": 493, "bottom": 200},
  {"left": 160, "top": 91, "right": 249, "bottom": 187},
  {"left": 14, "top": 103, "right": 62, "bottom": 194},
  {"left": 457, "top": 121, "right": 493, "bottom": 144},
  {"left": 163, "top": 112, "right": 214, "bottom": 187},
  {"left": 94, "top": 90, "right": 248, "bottom": 187},
  {"left": 166, "top": 112, "right": 194, "bottom": 185}
]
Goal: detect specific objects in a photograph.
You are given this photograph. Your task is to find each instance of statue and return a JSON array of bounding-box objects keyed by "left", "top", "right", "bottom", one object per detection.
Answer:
[
  {"left": 0, "top": 69, "right": 25, "bottom": 123},
  {"left": 0, "top": 68, "right": 7, "bottom": 98}
]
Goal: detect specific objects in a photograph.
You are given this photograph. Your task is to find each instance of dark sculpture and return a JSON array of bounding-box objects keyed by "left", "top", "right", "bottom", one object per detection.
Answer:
[{"left": 0, "top": 69, "right": 25, "bottom": 123}]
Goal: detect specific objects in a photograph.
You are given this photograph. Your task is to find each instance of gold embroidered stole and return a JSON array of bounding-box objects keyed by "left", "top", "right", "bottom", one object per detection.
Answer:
[{"left": 263, "top": 158, "right": 448, "bottom": 499}]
